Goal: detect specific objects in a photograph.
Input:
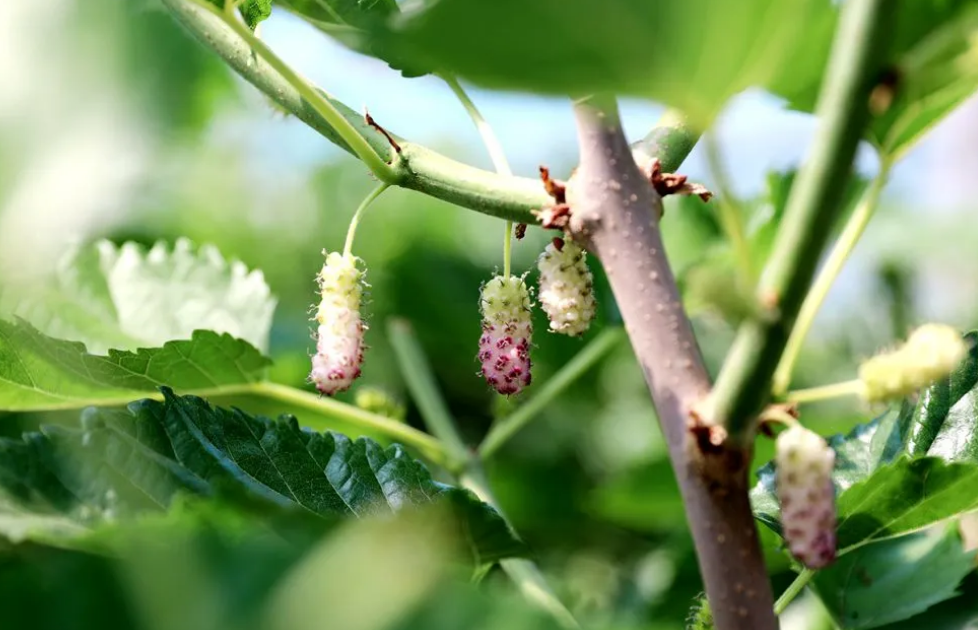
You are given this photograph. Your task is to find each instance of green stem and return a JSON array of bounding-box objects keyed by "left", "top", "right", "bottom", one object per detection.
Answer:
[
  {"left": 344, "top": 183, "right": 390, "bottom": 256},
  {"left": 441, "top": 76, "right": 513, "bottom": 178},
  {"left": 704, "top": 132, "right": 754, "bottom": 284},
  {"left": 772, "top": 161, "right": 892, "bottom": 395},
  {"left": 707, "top": 0, "right": 892, "bottom": 443},
  {"left": 386, "top": 320, "right": 578, "bottom": 628},
  {"left": 46, "top": 381, "right": 448, "bottom": 467},
  {"left": 479, "top": 327, "right": 625, "bottom": 459},
  {"left": 441, "top": 75, "right": 515, "bottom": 276},
  {"left": 774, "top": 569, "right": 816, "bottom": 615},
  {"left": 187, "top": 0, "right": 398, "bottom": 183},
  {"left": 387, "top": 319, "right": 470, "bottom": 468},
  {"left": 785, "top": 379, "right": 864, "bottom": 404},
  {"left": 630, "top": 109, "right": 700, "bottom": 173},
  {"left": 245, "top": 382, "right": 447, "bottom": 464}
]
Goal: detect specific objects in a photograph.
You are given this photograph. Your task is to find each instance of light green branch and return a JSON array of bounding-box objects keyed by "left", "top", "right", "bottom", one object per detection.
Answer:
[
  {"left": 774, "top": 568, "right": 816, "bottom": 615},
  {"left": 387, "top": 319, "right": 470, "bottom": 470},
  {"left": 785, "top": 379, "right": 864, "bottom": 404}
]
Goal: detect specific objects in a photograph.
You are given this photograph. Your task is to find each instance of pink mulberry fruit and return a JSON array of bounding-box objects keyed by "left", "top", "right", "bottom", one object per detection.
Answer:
[
  {"left": 776, "top": 424, "right": 837, "bottom": 569},
  {"left": 310, "top": 251, "right": 365, "bottom": 396},
  {"left": 478, "top": 275, "right": 532, "bottom": 395}
]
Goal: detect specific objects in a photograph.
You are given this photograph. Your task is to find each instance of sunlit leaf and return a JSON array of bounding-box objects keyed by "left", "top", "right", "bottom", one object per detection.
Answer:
[
  {"left": 0, "top": 239, "right": 276, "bottom": 354},
  {"left": 0, "top": 319, "right": 269, "bottom": 411}
]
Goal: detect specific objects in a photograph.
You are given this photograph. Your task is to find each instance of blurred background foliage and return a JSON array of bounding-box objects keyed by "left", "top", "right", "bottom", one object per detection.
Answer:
[{"left": 2, "top": 0, "right": 978, "bottom": 629}]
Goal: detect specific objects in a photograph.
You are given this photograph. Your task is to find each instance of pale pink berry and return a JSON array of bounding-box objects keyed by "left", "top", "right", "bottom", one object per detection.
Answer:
[
  {"left": 309, "top": 252, "right": 365, "bottom": 396},
  {"left": 776, "top": 424, "right": 836, "bottom": 569},
  {"left": 537, "top": 238, "right": 596, "bottom": 337},
  {"left": 478, "top": 275, "right": 532, "bottom": 395}
]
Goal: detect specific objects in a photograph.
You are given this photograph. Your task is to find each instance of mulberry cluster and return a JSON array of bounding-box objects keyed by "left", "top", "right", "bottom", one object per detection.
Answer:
[
  {"left": 478, "top": 275, "right": 533, "bottom": 395},
  {"left": 859, "top": 324, "right": 968, "bottom": 403},
  {"left": 309, "top": 251, "right": 365, "bottom": 396},
  {"left": 775, "top": 424, "right": 837, "bottom": 569},
  {"left": 537, "top": 238, "right": 596, "bottom": 337}
]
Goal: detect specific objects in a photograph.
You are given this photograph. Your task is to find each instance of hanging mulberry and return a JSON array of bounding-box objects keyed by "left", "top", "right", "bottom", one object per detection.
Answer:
[
  {"left": 537, "top": 238, "right": 596, "bottom": 337},
  {"left": 478, "top": 275, "right": 532, "bottom": 395},
  {"left": 776, "top": 424, "right": 837, "bottom": 569},
  {"left": 859, "top": 324, "right": 968, "bottom": 403},
  {"left": 310, "top": 251, "right": 365, "bottom": 396}
]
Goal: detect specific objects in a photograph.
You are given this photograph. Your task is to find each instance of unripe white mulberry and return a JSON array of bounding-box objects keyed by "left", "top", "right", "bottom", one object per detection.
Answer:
[
  {"left": 478, "top": 275, "right": 532, "bottom": 395},
  {"left": 537, "top": 238, "right": 596, "bottom": 337},
  {"left": 776, "top": 424, "right": 836, "bottom": 569},
  {"left": 859, "top": 323, "right": 967, "bottom": 403},
  {"left": 310, "top": 251, "right": 365, "bottom": 396}
]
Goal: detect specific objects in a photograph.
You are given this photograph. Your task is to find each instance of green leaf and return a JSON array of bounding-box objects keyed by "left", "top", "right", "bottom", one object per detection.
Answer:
[
  {"left": 275, "top": 0, "right": 395, "bottom": 29},
  {"left": 835, "top": 457, "right": 978, "bottom": 553},
  {"left": 869, "top": 2, "right": 978, "bottom": 160},
  {"left": 0, "top": 238, "right": 276, "bottom": 354},
  {"left": 901, "top": 330, "right": 978, "bottom": 460},
  {"left": 773, "top": 1, "right": 978, "bottom": 160},
  {"left": 875, "top": 573, "right": 978, "bottom": 630},
  {"left": 274, "top": 0, "right": 428, "bottom": 75},
  {"left": 0, "top": 389, "right": 523, "bottom": 564},
  {"left": 813, "top": 523, "right": 976, "bottom": 629},
  {"left": 0, "top": 319, "right": 269, "bottom": 411},
  {"left": 364, "top": 0, "right": 834, "bottom": 126},
  {"left": 204, "top": 0, "right": 272, "bottom": 29}
]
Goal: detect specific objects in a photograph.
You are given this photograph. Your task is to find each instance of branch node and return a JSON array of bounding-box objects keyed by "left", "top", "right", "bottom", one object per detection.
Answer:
[{"left": 644, "top": 158, "right": 713, "bottom": 203}]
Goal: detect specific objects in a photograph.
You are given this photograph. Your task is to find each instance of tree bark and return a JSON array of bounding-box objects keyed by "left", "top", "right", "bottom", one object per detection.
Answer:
[{"left": 567, "top": 99, "right": 777, "bottom": 630}]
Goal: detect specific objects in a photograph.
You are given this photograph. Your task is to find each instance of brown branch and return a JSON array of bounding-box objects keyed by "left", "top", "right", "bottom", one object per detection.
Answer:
[{"left": 567, "top": 98, "right": 776, "bottom": 630}]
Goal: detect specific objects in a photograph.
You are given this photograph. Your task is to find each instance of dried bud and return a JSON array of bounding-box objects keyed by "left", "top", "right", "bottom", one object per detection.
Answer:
[
  {"left": 859, "top": 324, "right": 968, "bottom": 403},
  {"left": 478, "top": 275, "right": 532, "bottom": 395},
  {"left": 776, "top": 424, "right": 836, "bottom": 569},
  {"left": 310, "top": 252, "right": 365, "bottom": 396},
  {"left": 537, "top": 238, "right": 597, "bottom": 337}
]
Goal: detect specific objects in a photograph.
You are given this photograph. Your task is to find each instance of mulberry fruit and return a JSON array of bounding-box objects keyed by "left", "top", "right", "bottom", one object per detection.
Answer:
[
  {"left": 860, "top": 324, "right": 967, "bottom": 403},
  {"left": 776, "top": 424, "right": 836, "bottom": 569},
  {"left": 478, "top": 275, "right": 533, "bottom": 395},
  {"left": 537, "top": 238, "right": 596, "bottom": 337},
  {"left": 310, "top": 251, "right": 365, "bottom": 396}
]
